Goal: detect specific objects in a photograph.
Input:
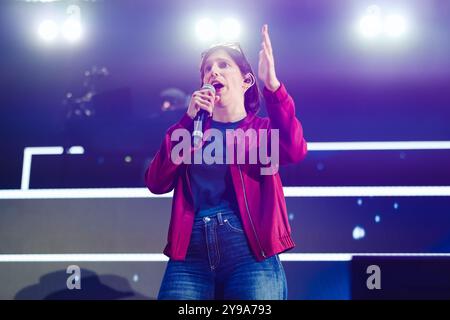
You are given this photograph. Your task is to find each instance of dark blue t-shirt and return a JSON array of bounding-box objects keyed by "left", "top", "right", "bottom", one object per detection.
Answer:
[{"left": 189, "top": 118, "right": 244, "bottom": 217}]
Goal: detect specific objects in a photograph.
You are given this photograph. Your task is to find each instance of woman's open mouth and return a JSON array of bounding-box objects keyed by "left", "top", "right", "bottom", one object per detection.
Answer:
[{"left": 212, "top": 82, "right": 224, "bottom": 92}]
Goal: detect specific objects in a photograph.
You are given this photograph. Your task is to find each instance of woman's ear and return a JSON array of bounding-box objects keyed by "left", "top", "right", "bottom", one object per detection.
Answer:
[{"left": 243, "top": 73, "right": 256, "bottom": 90}]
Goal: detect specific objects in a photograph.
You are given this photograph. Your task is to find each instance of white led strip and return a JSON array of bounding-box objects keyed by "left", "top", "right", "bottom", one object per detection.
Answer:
[
  {"left": 21, "top": 147, "right": 64, "bottom": 190},
  {"left": 2, "top": 186, "right": 450, "bottom": 199},
  {"left": 0, "top": 253, "right": 450, "bottom": 262},
  {"left": 21, "top": 146, "right": 84, "bottom": 190},
  {"left": 307, "top": 141, "right": 450, "bottom": 151}
]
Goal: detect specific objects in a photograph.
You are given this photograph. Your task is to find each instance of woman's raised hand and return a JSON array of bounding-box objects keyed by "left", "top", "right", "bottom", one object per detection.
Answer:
[{"left": 258, "top": 24, "right": 281, "bottom": 92}]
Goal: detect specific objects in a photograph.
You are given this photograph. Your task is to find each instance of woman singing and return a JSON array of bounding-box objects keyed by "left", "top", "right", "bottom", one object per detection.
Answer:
[{"left": 145, "top": 24, "right": 307, "bottom": 299}]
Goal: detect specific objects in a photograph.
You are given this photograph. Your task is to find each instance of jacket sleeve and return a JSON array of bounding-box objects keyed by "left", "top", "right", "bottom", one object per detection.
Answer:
[
  {"left": 263, "top": 82, "right": 308, "bottom": 165},
  {"left": 144, "top": 113, "right": 194, "bottom": 194}
]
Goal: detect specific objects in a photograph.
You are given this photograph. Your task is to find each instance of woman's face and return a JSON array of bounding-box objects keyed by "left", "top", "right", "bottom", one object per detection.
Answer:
[{"left": 202, "top": 49, "right": 247, "bottom": 106}]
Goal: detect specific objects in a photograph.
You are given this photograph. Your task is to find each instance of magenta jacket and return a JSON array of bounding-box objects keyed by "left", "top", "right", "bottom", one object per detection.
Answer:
[{"left": 145, "top": 83, "right": 307, "bottom": 261}]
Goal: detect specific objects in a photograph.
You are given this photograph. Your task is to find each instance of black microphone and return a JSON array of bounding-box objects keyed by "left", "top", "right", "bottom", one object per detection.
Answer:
[{"left": 192, "top": 83, "right": 216, "bottom": 147}]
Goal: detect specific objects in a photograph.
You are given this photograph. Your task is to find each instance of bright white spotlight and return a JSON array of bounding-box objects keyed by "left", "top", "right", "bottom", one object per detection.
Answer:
[
  {"left": 38, "top": 20, "right": 58, "bottom": 41},
  {"left": 359, "top": 5, "right": 382, "bottom": 38},
  {"left": 219, "top": 18, "right": 241, "bottom": 41},
  {"left": 385, "top": 14, "right": 407, "bottom": 37},
  {"left": 359, "top": 15, "right": 382, "bottom": 38},
  {"left": 195, "top": 18, "right": 217, "bottom": 42},
  {"left": 62, "top": 18, "right": 82, "bottom": 42}
]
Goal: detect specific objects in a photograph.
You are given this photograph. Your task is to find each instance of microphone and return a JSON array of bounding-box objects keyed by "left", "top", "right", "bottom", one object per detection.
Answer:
[{"left": 192, "top": 83, "right": 216, "bottom": 147}]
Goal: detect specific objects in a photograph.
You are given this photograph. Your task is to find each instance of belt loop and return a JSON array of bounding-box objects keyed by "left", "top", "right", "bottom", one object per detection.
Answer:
[{"left": 217, "top": 212, "right": 224, "bottom": 225}]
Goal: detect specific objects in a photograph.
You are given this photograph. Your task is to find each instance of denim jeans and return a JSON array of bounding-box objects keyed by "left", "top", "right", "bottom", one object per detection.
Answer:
[{"left": 158, "top": 209, "right": 288, "bottom": 300}]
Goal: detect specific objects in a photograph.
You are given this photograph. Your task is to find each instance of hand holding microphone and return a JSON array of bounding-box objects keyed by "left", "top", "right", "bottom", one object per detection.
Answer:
[
  {"left": 186, "top": 83, "right": 217, "bottom": 119},
  {"left": 187, "top": 83, "right": 217, "bottom": 146}
]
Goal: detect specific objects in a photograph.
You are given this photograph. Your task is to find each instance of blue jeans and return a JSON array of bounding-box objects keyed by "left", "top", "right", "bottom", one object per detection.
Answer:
[{"left": 158, "top": 210, "right": 288, "bottom": 300}]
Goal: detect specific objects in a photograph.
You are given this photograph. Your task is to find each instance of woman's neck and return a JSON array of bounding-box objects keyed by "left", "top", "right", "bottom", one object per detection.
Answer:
[{"left": 212, "top": 103, "right": 247, "bottom": 123}]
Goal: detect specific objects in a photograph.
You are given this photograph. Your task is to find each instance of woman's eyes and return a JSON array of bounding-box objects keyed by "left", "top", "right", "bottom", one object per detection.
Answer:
[{"left": 205, "top": 62, "right": 229, "bottom": 71}]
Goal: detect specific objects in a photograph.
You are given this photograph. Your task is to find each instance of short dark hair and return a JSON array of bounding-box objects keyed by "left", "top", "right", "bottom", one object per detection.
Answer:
[{"left": 199, "top": 43, "right": 260, "bottom": 115}]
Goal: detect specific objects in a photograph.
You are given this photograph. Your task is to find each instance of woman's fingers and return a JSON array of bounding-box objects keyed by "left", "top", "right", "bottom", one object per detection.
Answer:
[
  {"left": 193, "top": 96, "right": 213, "bottom": 116},
  {"left": 262, "top": 24, "right": 273, "bottom": 55},
  {"left": 200, "top": 88, "right": 215, "bottom": 100},
  {"left": 258, "top": 24, "right": 279, "bottom": 90},
  {"left": 194, "top": 91, "right": 215, "bottom": 105},
  {"left": 261, "top": 41, "right": 271, "bottom": 60},
  {"left": 187, "top": 90, "right": 215, "bottom": 119}
]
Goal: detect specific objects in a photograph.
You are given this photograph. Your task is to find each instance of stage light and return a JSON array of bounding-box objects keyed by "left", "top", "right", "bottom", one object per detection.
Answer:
[
  {"left": 38, "top": 20, "right": 58, "bottom": 41},
  {"left": 352, "top": 226, "right": 366, "bottom": 240},
  {"left": 358, "top": 5, "right": 409, "bottom": 40},
  {"left": 219, "top": 18, "right": 241, "bottom": 41},
  {"left": 375, "top": 215, "right": 381, "bottom": 223},
  {"left": 195, "top": 18, "right": 217, "bottom": 42},
  {"left": 359, "top": 15, "right": 382, "bottom": 38},
  {"left": 385, "top": 14, "right": 407, "bottom": 37},
  {"left": 357, "top": 198, "right": 363, "bottom": 206},
  {"left": 62, "top": 18, "right": 82, "bottom": 42},
  {"left": 61, "top": 4, "right": 82, "bottom": 43},
  {"left": 359, "top": 5, "right": 382, "bottom": 38},
  {"left": 393, "top": 202, "right": 399, "bottom": 210}
]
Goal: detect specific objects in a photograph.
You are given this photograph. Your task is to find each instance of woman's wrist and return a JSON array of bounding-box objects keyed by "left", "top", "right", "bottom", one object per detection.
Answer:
[
  {"left": 265, "top": 79, "right": 281, "bottom": 92},
  {"left": 186, "top": 111, "right": 196, "bottom": 120}
]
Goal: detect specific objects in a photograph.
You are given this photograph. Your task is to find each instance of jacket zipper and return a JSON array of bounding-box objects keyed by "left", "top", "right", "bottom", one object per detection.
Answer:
[{"left": 237, "top": 164, "right": 266, "bottom": 259}]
